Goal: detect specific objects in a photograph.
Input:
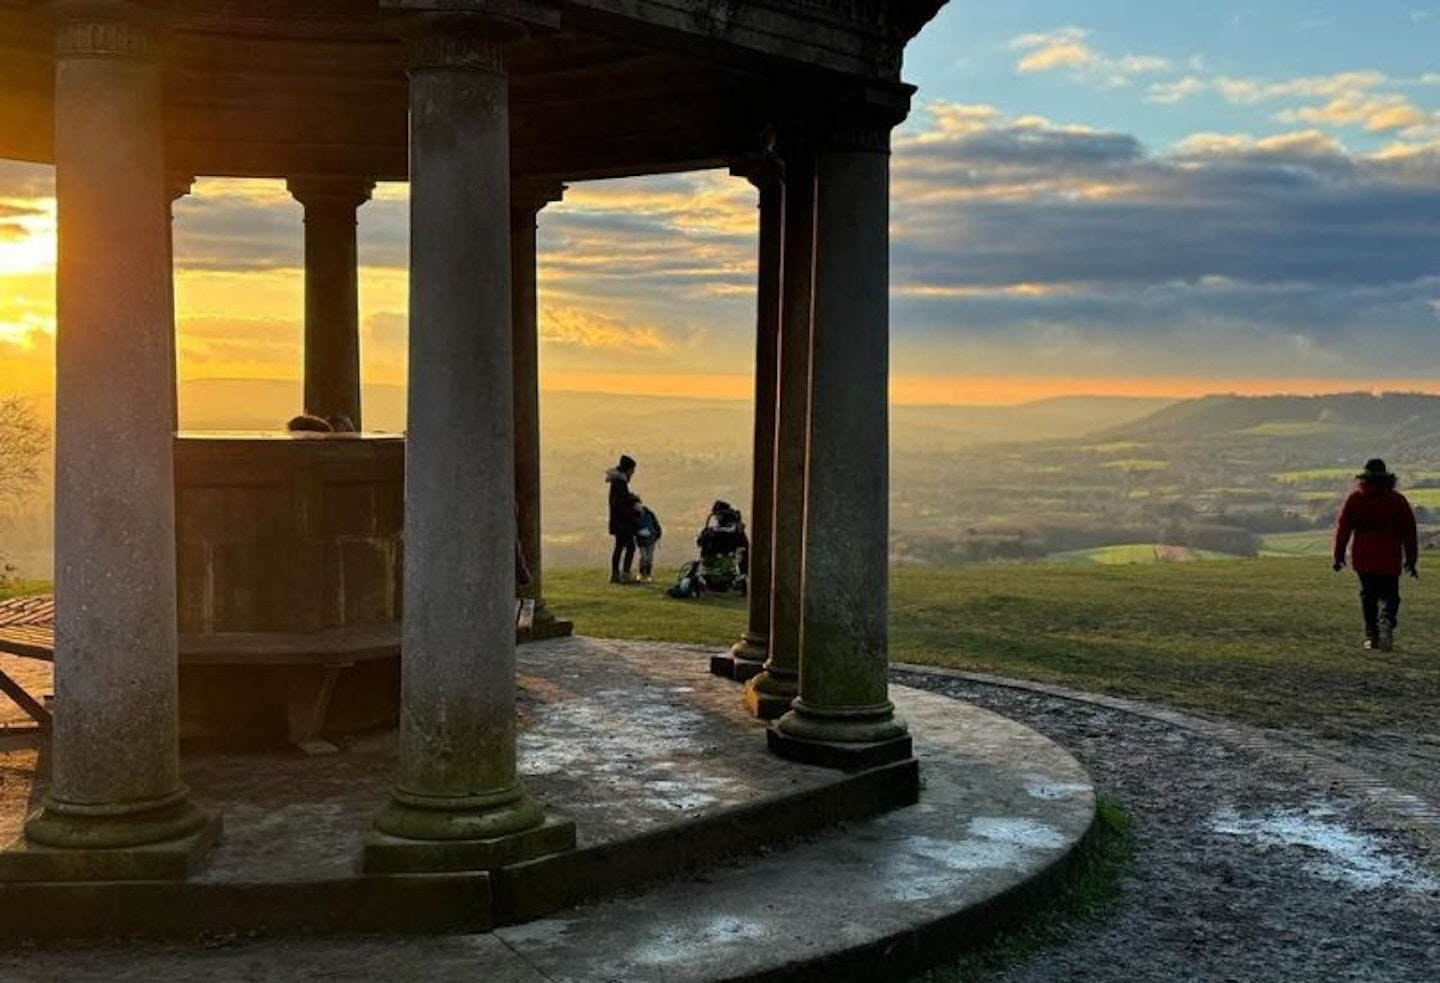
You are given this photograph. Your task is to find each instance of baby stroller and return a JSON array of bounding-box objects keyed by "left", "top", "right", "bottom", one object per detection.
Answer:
[{"left": 667, "top": 500, "right": 749, "bottom": 598}]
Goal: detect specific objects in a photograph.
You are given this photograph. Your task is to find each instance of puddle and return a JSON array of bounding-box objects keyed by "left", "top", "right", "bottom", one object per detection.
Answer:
[
  {"left": 631, "top": 915, "right": 770, "bottom": 965},
  {"left": 1210, "top": 803, "right": 1440, "bottom": 893}
]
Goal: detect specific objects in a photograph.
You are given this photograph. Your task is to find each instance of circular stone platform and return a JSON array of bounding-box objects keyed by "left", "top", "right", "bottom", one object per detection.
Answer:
[{"left": 0, "top": 637, "right": 1094, "bottom": 980}]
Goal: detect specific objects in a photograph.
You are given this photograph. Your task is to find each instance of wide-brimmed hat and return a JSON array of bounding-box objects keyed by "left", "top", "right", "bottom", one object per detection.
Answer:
[{"left": 1355, "top": 458, "right": 1393, "bottom": 481}]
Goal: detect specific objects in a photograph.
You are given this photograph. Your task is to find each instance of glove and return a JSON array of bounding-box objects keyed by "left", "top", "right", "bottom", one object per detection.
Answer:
[
  {"left": 1331, "top": 560, "right": 1345, "bottom": 572},
  {"left": 1406, "top": 564, "right": 1418, "bottom": 580}
]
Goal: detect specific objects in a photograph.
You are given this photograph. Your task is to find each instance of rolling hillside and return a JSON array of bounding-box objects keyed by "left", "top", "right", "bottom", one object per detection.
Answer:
[{"left": 1097, "top": 391, "right": 1440, "bottom": 453}]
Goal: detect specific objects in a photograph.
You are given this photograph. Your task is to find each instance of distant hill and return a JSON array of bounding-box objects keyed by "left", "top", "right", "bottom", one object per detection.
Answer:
[
  {"left": 170, "top": 380, "right": 1170, "bottom": 448},
  {"left": 893, "top": 395, "right": 1174, "bottom": 447},
  {"left": 1099, "top": 392, "right": 1440, "bottom": 443}
]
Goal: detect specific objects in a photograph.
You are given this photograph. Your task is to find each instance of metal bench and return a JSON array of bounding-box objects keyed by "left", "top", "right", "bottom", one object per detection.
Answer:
[{"left": 0, "top": 596, "right": 55, "bottom": 728}]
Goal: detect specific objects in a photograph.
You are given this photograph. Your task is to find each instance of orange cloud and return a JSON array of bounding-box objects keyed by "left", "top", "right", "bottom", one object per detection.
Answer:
[
  {"left": 176, "top": 315, "right": 302, "bottom": 380},
  {"left": 540, "top": 306, "right": 667, "bottom": 351}
]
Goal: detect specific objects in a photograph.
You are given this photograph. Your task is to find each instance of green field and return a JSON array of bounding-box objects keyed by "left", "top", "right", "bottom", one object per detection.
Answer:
[
  {"left": 548, "top": 556, "right": 1438, "bottom": 735},
  {"left": 1047, "top": 544, "right": 1238, "bottom": 564},
  {"left": 1236, "top": 421, "right": 1335, "bottom": 437},
  {"left": 11, "top": 560, "right": 1432, "bottom": 738},
  {"left": 1259, "top": 531, "right": 1333, "bottom": 556},
  {"left": 1270, "top": 468, "right": 1356, "bottom": 484},
  {"left": 1404, "top": 487, "right": 1440, "bottom": 508}
]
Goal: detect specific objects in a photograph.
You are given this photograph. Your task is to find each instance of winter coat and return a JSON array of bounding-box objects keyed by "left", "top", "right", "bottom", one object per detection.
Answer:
[
  {"left": 635, "top": 505, "right": 662, "bottom": 544},
  {"left": 1333, "top": 483, "right": 1418, "bottom": 576},
  {"left": 606, "top": 468, "right": 637, "bottom": 537}
]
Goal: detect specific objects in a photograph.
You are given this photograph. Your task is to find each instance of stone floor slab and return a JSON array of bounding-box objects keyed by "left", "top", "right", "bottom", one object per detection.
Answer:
[{"left": 0, "top": 638, "right": 1094, "bottom": 980}]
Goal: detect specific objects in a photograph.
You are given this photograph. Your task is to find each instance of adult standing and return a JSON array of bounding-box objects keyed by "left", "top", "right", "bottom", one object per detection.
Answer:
[
  {"left": 606, "top": 454, "right": 638, "bottom": 584},
  {"left": 1332, "top": 458, "right": 1419, "bottom": 651}
]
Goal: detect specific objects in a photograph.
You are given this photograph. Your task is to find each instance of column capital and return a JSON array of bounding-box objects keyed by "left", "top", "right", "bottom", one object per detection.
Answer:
[
  {"left": 287, "top": 175, "right": 377, "bottom": 213},
  {"left": 166, "top": 173, "right": 194, "bottom": 202},
  {"left": 394, "top": 3, "right": 558, "bottom": 74},
  {"left": 778, "top": 80, "right": 914, "bottom": 155},
  {"left": 730, "top": 153, "right": 785, "bottom": 194},
  {"left": 48, "top": 0, "right": 167, "bottom": 59},
  {"left": 510, "top": 180, "right": 565, "bottom": 218}
]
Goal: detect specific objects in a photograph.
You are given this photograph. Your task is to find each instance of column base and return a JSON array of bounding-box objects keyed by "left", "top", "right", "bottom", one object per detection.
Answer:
[
  {"left": 1, "top": 807, "right": 220, "bottom": 883},
  {"left": 367, "top": 784, "right": 575, "bottom": 873},
  {"left": 517, "top": 601, "right": 574, "bottom": 643},
  {"left": 365, "top": 815, "right": 576, "bottom": 874},
  {"left": 729, "top": 631, "right": 768, "bottom": 663},
  {"left": 769, "top": 699, "right": 911, "bottom": 772},
  {"left": 744, "top": 670, "right": 798, "bottom": 721},
  {"left": 23, "top": 787, "right": 214, "bottom": 850},
  {"left": 766, "top": 726, "right": 913, "bottom": 773},
  {"left": 708, "top": 654, "right": 766, "bottom": 682}
]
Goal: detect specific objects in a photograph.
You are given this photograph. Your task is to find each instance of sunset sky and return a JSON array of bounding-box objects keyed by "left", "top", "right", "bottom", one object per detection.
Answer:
[{"left": 1, "top": 0, "right": 1438, "bottom": 407}]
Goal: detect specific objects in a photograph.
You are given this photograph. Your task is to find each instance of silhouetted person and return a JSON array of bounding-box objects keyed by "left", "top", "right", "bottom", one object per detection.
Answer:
[
  {"left": 605, "top": 454, "right": 638, "bottom": 583},
  {"left": 1332, "top": 458, "right": 1418, "bottom": 651}
]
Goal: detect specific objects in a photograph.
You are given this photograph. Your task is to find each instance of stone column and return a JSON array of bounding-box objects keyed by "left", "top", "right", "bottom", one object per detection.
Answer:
[
  {"left": 287, "top": 176, "right": 375, "bottom": 429},
  {"left": 6, "top": 0, "right": 217, "bottom": 877},
  {"left": 769, "top": 107, "right": 913, "bottom": 771},
  {"left": 745, "top": 140, "right": 814, "bottom": 721},
  {"left": 367, "top": 13, "right": 574, "bottom": 873},
  {"left": 511, "top": 181, "right": 572, "bottom": 640},
  {"left": 714, "top": 155, "right": 783, "bottom": 681}
]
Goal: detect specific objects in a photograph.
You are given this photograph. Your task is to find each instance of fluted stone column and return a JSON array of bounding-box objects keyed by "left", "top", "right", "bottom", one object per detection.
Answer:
[
  {"left": 366, "top": 14, "right": 574, "bottom": 873},
  {"left": 511, "top": 182, "right": 572, "bottom": 639},
  {"left": 745, "top": 142, "right": 814, "bottom": 721},
  {"left": 715, "top": 155, "right": 783, "bottom": 682},
  {"left": 770, "top": 108, "right": 913, "bottom": 771},
  {"left": 287, "top": 176, "right": 374, "bottom": 429},
  {"left": 3, "top": 0, "right": 217, "bottom": 878}
]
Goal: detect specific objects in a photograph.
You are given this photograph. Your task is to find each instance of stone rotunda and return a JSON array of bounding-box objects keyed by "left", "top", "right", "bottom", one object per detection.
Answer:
[{"left": 0, "top": 0, "right": 959, "bottom": 923}]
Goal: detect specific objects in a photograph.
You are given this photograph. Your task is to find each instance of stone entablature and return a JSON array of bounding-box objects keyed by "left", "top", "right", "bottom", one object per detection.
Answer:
[{"left": 0, "top": 0, "right": 939, "bottom": 179}]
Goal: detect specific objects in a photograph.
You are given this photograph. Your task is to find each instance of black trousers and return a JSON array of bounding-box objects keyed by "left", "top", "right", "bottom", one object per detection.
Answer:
[
  {"left": 1357, "top": 572, "right": 1401, "bottom": 637},
  {"left": 611, "top": 535, "right": 636, "bottom": 579}
]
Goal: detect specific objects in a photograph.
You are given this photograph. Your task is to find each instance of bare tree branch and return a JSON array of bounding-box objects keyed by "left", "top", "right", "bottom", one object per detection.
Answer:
[{"left": 0, "top": 396, "right": 48, "bottom": 504}]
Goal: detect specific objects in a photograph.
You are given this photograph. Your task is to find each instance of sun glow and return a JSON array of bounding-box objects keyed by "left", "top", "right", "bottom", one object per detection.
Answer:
[{"left": 0, "top": 197, "right": 56, "bottom": 276}]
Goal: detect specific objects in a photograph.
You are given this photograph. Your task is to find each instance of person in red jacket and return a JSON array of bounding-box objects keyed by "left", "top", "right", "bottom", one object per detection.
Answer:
[{"left": 1332, "top": 458, "right": 1419, "bottom": 651}]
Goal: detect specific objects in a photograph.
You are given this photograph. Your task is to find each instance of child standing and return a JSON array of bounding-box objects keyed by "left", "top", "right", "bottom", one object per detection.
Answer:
[{"left": 634, "top": 499, "right": 663, "bottom": 582}]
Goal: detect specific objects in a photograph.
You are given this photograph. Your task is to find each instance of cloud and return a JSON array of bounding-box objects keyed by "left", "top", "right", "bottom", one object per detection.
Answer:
[
  {"left": 1009, "top": 26, "right": 1171, "bottom": 87},
  {"left": 888, "top": 102, "right": 1440, "bottom": 380},
  {"left": 540, "top": 306, "right": 668, "bottom": 351},
  {"left": 540, "top": 172, "right": 758, "bottom": 308},
  {"left": 173, "top": 179, "right": 302, "bottom": 272},
  {"left": 0, "top": 202, "right": 44, "bottom": 241},
  {"left": 0, "top": 161, "right": 52, "bottom": 200},
  {"left": 1011, "top": 27, "right": 1093, "bottom": 74},
  {"left": 1158, "top": 69, "right": 1439, "bottom": 139},
  {"left": 1148, "top": 76, "right": 1206, "bottom": 104},
  {"left": 177, "top": 315, "right": 301, "bottom": 370}
]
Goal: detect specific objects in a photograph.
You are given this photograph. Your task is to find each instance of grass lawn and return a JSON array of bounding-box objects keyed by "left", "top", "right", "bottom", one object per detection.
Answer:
[
  {"left": 0, "top": 580, "right": 48, "bottom": 602},
  {"left": 1404, "top": 487, "right": 1440, "bottom": 508},
  {"left": 548, "top": 557, "right": 1439, "bottom": 736},
  {"left": 1259, "top": 530, "right": 1333, "bottom": 556}
]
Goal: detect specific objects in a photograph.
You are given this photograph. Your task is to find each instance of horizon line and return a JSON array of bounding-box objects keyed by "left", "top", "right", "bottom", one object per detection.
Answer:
[{"left": 11, "top": 374, "right": 1440, "bottom": 409}]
